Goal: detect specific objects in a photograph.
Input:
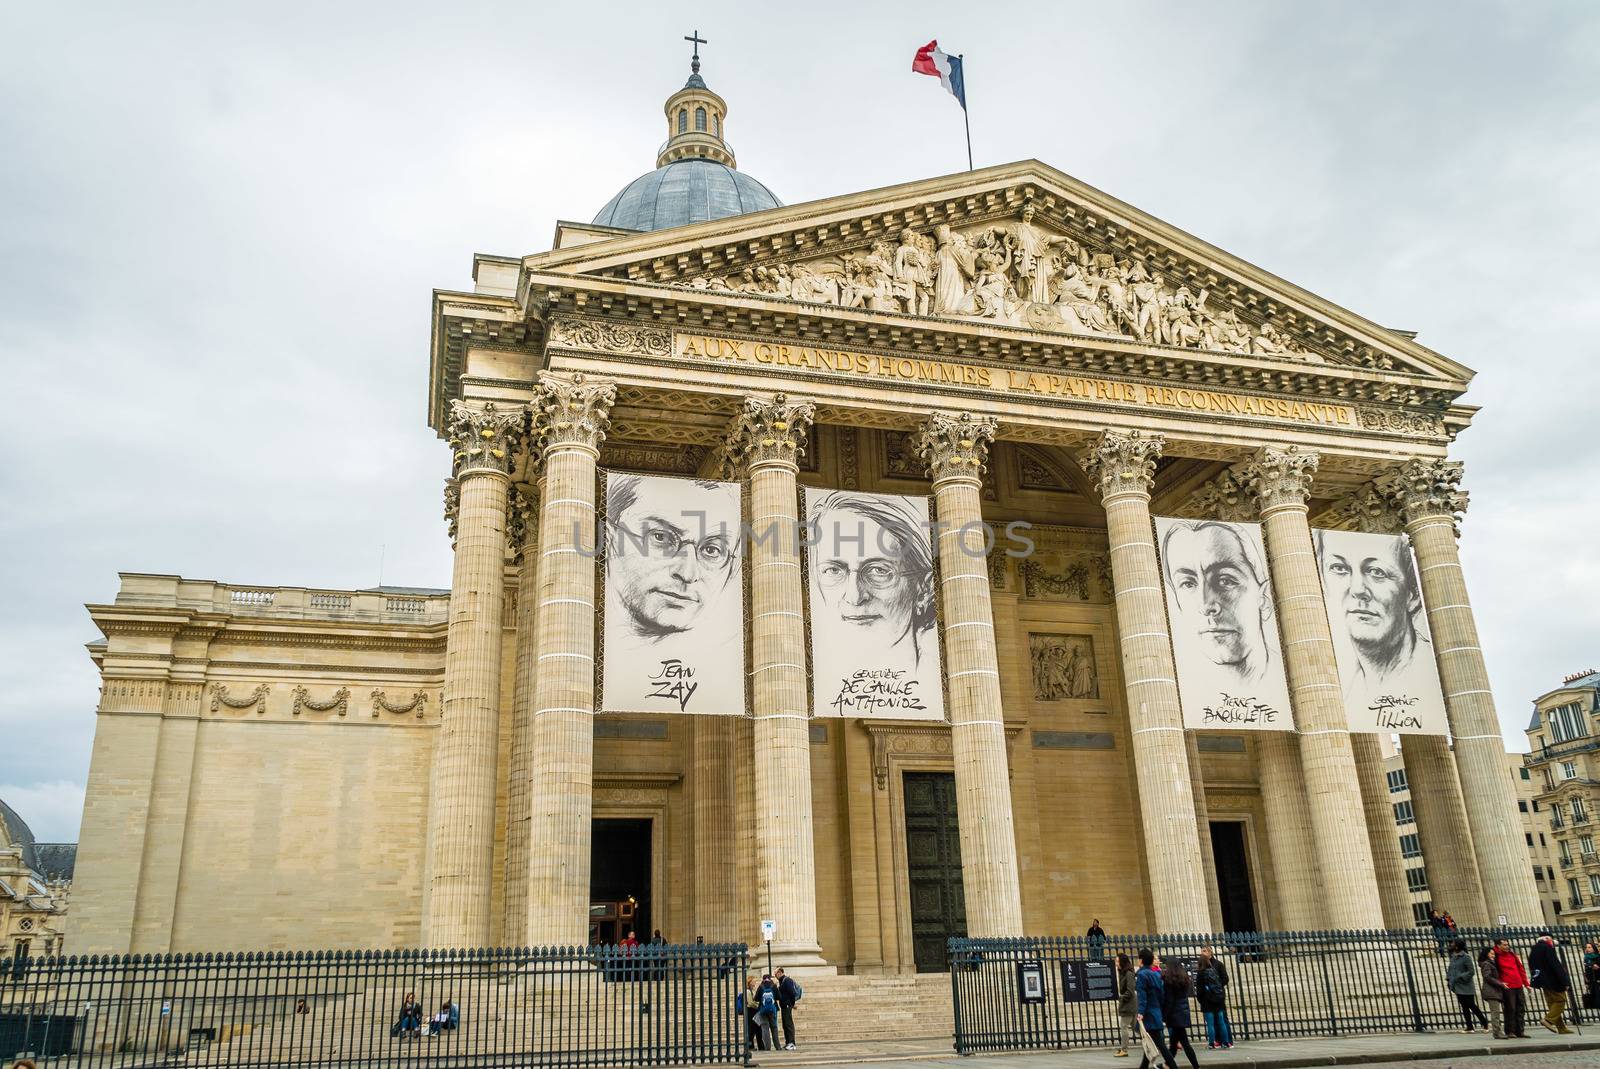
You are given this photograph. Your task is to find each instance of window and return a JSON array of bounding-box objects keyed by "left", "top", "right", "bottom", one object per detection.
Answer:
[
  {"left": 1555, "top": 899, "right": 1563, "bottom": 915},
  {"left": 1574, "top": 797, "right": 1588, "bottom": 823},
  {"left": 1550, "top": 702, "right": 1588, "bottom": 743},
  {"left": 695, "top": 106, "right": 706, "bottom": 131},
  {"left": 1591, "top": 874, "right": 1600, "bottom": 895},
  {"left": 1405, "top": 867, "right": 1429, "bottom": 893},
  {"left": 1519, "top": 800, "right": 1529, "bottom": 812},
  {"left": 1552, "top": 806, "right": 1564, "bottom": 828},
  {"left": 1549, "top": 866, "right": 1557, "bottom": 881},
  {"left": 677, "top": 108, "right": 687, "bottom": 133},
  {"left": 1582, "top": 835, "right": 1595, "bottom": 856},
  {"left": 1569, "top": 877, "right": 1583, "bottom": 906},
  {"left": 1541, "top": 833, "right": 1548, "bottom": 846},
  {"left": 1521, "top": 767, "right": 1532, "bottom": 780},
  {"left": 1410, "top": 901, "right": 1434, "bottom": 926},
  {"left": 1526, "top": 833, "right": 1535, "bottom": 847},
  {"left": 713, "top": 114, "right": 720, "bottom": 137},
  {"left": 1399, "top": 833, "right": 1422, "bottom": 859},
  {"left": 1563, "top": 760, "right": 1578, "bottom": 780},
  {"left": 1387, "top": 769, "right": 1409, "bottom": 793},
  {"left": 1534, "top": 800, "right": 1542, "bottom": 812},
  {"left": 1560, "top": 840, "right": 1572, "bottom": 862},
  {"left": 1535, "top": 866, "right": 1547, "bottom": 885},
  {"left": 1393, "top": 800, "right": 1415, "bottom": 825}
]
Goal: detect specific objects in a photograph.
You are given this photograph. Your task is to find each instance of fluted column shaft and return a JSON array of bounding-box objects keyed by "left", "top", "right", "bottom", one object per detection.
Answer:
[
  {"left": 501, "top": 483, "right": 540, "bottom": 947},
  {"left": 1402, "top": 735, "right": 1487, "bottom": 923},
  {"left": 1184, "top": 735, "right": 1225, "bottom": 930},
  {"left": 1386, "top": 460, "right": 1541, "bottom": 925},
  {"left": 1256, "top": 734, "right": 1322, "bottom": 928},
  {"left": 1248, "top": 448, "right": 1383, "bottom": 929},
  {"left": 732, "top": 395, "right": 826, "bottom": 965},
  {"left": 693, "top": 717, "right": 739, "bottom": 941},
  {"left": 1083, "top": 431, "right": 1210, "bottom": 931},
  {"left": 428, "top": 402, "right": 526, "bottom": 948},
  {"left": 526, "top": 375, "right": 615, "bottom": 947},
  {"left": 917, "top": 413, "right": 1024, "bottom": 937},
  {"left": 1351, "top": 733, "right": 1420, "bottom": 929}
]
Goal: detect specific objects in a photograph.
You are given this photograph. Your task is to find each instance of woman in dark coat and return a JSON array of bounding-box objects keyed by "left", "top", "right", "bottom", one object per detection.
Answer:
[
  {"left": 1161, "top": 959, "right": 1200, "bottom": 1069},
  {"left": 1195, "top": 950, "right": 1231, "bottom": 1049}
]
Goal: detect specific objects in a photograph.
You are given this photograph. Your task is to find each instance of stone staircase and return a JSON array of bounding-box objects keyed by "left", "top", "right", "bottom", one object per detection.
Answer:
[{"left": 782, "top": 973, "right": 954, "bottom": 1046}]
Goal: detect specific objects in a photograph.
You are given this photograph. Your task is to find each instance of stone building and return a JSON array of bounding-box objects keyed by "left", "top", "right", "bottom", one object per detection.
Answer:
[
  {"left": 70, "top": 57, "right": 1542, "bottom": 966},
  {"left": 1525, "top": 669, "right": 1600, "bottom": 921},
  {"left": 1, "top": 798, "right": 75, "bottom": 958}
]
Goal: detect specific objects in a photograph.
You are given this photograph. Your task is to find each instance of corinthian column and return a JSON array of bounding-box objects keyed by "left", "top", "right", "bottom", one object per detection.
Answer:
[
  {"left": 914, "top": 413, "right": 1024, "bottom": 937},
  {"left": 525, "top": 373, "right": 615, "bottom": 947},
  {"left": 427, "top": 400, "right": 527, "bottom": 948},
  {"left": 502, "top": 480, "right": 539, "bottom": 947},
  {"left": 727, "top": 394, "right": 828, "bottom": 967},
  {"left": 1081, "top": 431, "right": 1209, "bottom": 932},
  {"left": 1380, "top": 459, "right": 1542, "bottom": 925},
  {"left": 1241, "top": 447, "right": 1383, "bottom": 929}
]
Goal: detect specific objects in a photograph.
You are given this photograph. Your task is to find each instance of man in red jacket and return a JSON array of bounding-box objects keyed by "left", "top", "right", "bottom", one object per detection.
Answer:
[{"left": 1493, "top": 939, "right": 1530, "bottom": 1039}]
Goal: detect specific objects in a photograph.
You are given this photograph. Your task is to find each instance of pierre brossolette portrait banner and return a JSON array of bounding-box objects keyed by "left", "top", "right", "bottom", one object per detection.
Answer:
[
  {"left": 805, "top": 488, "right": 945, "bottom": 721},
  {"left": 1312, "top": 528, "right": 1449, "bottom": 735},
  {"left": 600, "top": 472, "right": 746, "bottom": 716},
  {"left": 1154, "top": 516, "right": 1293, "bottom": 731}
]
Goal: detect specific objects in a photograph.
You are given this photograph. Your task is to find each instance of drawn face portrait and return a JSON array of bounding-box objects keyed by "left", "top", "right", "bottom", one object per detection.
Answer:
[
  {"left": 1318, "top": 531, "right": 1419, "bottom": 667},
  {"left": 1163, "top": 521, "right": 1272, "bottom": 680},
  {"left": 808, "top": 492, "right": 935, "bottom": 660},
  {"left": 606, "top": 476, "right": 738, "bottom": 640}
]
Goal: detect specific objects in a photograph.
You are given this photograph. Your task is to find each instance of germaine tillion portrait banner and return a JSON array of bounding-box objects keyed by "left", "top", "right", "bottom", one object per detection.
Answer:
[
  {"left": 599, "top": 472, "right": 746, "bottom": 716},
  {"left": 1312, "top": 528, "right": 1449, "bottom": 734},
  {"left": 805, "top": 488, "right": 945, "bottom": 721},
  {"left": 1153, "top": 517, "right": 1293, "bottom": 731}
]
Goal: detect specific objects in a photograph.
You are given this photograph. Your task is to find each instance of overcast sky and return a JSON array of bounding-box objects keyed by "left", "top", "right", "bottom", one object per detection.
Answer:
[{"left": 3, "top": 2, "right": 1597, "bottom": 842}]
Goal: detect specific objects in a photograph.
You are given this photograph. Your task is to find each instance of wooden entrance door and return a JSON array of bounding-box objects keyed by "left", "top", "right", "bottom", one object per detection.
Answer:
[{"left": 903, "top": 771, "right": 966, "bottom": 972}]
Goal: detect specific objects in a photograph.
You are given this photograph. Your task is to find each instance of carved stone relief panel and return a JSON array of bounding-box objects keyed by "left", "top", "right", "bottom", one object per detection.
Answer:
[
  {"left": 1016, "top": 446, "right": 1072, "bottom": 493},
  {"left": 1016, "top": 526, "right": 1112, "bottom": 603},
  {"left": 1028, "top": 633, "right": 1099, "bottom": 701}
]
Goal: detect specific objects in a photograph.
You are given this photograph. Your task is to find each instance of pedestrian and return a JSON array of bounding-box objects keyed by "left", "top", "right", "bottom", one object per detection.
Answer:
[
  {"left": 1446, "top": 939, "right": 1489, "bottom": 1032},
  {"left": 1584, "top": 941, "right": 1600, "bottom": 1011},
  {"left": 651, "top": 929, "right": 665, "bottom": 945},
  {"left": 1195, "top": 949, "right": 1232, "bottom": 1050},
  {"left": 1161, "top": 957, "right": 1200, "bottom": 1069},
  {"left": 1113, "top": 953, "right": 1138, "bottom": 1058},
  {"left": 1135, "top": 948, "right": 1177, "bottom": 1069},
  {"left": 391, "top": 991, "right": 422, "bottom": 1041},
  {"left": 1493, "top": 938, "right": 1530, "bottom": 1039},
  {"left": 775, "top": 967, "right": 802, "bottom": 1051},
  {"left": 1477, "top": 945, "right": 1506, "bottom": 1040},
  {"left": 294, "top": 998, "right": 309, "bottom": 1016},
  {"left": 1527, "top": 932, "right": 1573, "bottom": 1035},
  {"left": 1428, "top": 909, "right": 1449, "bottom": 956},
  {"left": 740, "top": 975, "right": 766, "bottom": 1051},
  {"left": 755, "top": 973, "right": 781, "bottom": 1052},
  {"left": 1087, "top": 918, "right": 1107, "bottom": 961}
]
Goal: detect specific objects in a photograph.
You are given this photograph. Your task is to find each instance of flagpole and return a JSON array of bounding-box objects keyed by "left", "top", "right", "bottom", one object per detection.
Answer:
[{"left": 960, "top": 53, "right": 973, "bottom": 171}]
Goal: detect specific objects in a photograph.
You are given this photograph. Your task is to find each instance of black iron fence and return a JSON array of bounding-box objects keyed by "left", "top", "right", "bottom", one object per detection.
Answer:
[
  {"left": 0, "top": 943, "right": 749, "bottom": 1068},
  {"left": 950, "top": 925, "right": 1600, "bottom": 1054}
]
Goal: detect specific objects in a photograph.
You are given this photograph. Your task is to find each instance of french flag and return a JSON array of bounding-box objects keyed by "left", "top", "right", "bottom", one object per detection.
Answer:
[{"left": 911, "top": 40, "right": 965, "bottom": 110}]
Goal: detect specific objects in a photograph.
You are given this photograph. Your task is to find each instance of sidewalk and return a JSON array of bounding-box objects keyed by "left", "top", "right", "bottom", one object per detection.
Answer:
[{"left": 754, "top": 1029, "right": 1600, "bottom": 1068}]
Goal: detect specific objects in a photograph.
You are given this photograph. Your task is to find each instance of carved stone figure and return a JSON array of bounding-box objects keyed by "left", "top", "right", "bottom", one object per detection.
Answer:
[
  {"left": 893, "top": 229, "right": 935, "bottom": 315},
  {"left": 1012, "top": 203, "right": 1077, "bottom": 305},
  {"left": 1029, "top": 633, "right": 1099, "bottom": 701}
]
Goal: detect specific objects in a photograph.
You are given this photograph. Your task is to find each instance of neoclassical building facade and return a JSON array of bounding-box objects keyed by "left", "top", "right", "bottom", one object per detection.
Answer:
[{"left": 70, "top": 66, "right": 1540, "bottom": 967}]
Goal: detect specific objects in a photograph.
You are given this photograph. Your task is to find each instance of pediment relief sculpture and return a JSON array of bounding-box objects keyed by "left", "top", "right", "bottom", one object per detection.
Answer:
[{"left": 680, "top": 203, "right": 1325, "bottom": 364}]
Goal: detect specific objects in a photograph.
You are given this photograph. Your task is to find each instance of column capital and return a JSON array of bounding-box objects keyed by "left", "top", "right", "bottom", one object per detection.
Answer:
[
  {"left": 443, "top": 477, "right": 460, "bottom": 544},
  {"left": 534, "top": 372, "right": 616, "bottom": 454},
  {"left": 1314, "top": 482, "right": 1404, "bottom": 534},
  {"left": 1176, "top": 465, "right": 1255, "bottom": 522},
  {"left": 446, "top": 399, "right": 528, "bottom": 478},
  {"left": 726, "top": 393, "right": 815, "bottom": 474},
  {"left": 1378, "top": 458, "right": 1469, "bottom": 531},
  {"left": 915, "top": 412, "right": 997, "bottom": 486},
  {"left": 1242, "top": 445, "right": 1320, "bottom": 514},
  {"left": 508, "top": 483, "right": 539, "bottom": 563},
  {"left": 1080, "top": 430, "right": 1164, "bottom": 501}
]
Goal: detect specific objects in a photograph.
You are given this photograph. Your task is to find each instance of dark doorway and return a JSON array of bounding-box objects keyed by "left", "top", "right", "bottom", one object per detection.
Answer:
[
  {"left": 590, "top": 818, "right": 652, "bottom": 944},
  {"left": 1209, "top": 821, "right": 1259, "bottom": 933},
  {"left": 903, "top": 771, "right": 966, "bottom": 972}
]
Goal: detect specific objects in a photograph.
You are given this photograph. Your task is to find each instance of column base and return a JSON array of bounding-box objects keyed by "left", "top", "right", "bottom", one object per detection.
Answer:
[{"left": 751, "top": 942, "right": 834, "bottom": 975}]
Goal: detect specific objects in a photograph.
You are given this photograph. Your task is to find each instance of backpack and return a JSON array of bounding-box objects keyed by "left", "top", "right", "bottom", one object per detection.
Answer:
[
  {"left": 790, "top": 980, "right": 802, "bottom": 1002},
  {"left": 1197, "top": 969, "right": 1222, "bottom": 1002},
  {"left": 760, "top": 989, "right": 778, "bottom": 1017}
]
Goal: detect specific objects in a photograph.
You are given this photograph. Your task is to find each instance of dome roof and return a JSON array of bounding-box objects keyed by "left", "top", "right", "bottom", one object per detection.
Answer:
[{"left": 592, "top": 158, "right": 781, "bottom": 232}]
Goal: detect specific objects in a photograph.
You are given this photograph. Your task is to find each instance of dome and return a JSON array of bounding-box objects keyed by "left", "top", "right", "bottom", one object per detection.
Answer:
[{"left": 592, "top": 158, "right": 781, "bottom": 232}]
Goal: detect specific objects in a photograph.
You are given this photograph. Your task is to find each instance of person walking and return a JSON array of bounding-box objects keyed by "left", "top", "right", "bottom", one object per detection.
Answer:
[
  {"left": 1195, "top": 950, "right": 1232, "bottom": 1050},
  {"left": 775, "top": 967, "right": 802, "bottom": 1051},
  {"left": 1135, "top": 949, "right": 1178, "bottom": 1069},
  {"left": 1087, "top": 919, "right": 1108, "bottom": 962},
  {"left": 1528, "top": 933, "right": 1573, "bottom": 1035},
  {"left": 1583, "top": 941, "right": 1600, "bottom": 1011},
  {"left": 1446, "top": 939, "right": 1489, "bottom": 1032},
  {"left": 1493, "top": 938, "right": 1530, "bottom": 1039},
  {"left": 1478, "top": 945, "right": 1506, "bottom": 1040},
  {"left": 1113, "top": 953, "right": 1138, "bottom": 1058},
  {"left": 1161, "top": 958, "right": 1201, "bottom": 1069}
]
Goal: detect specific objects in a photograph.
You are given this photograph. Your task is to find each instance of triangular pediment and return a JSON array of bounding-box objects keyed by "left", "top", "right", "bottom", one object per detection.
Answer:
[{"left": 528, "top": 161, "right": 1470, "bottom": 386}]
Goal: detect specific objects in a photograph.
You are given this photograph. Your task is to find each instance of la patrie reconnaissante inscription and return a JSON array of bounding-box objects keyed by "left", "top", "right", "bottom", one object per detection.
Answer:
[{"left": 674, "top": 333, "right": 1356, "bottom": 428}]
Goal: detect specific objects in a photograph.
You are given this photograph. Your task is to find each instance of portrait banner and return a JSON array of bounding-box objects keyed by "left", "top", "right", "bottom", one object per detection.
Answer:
[
  {"left": 804, "top": 488, "right": 945, "bottom": 721},
  {"left": 1312, "top": 528, "right": 1449, "bottom": 734},
  {"left": 1153, "top": 516, "right": 1294, "bottom": 731},
  {"left": 599, "top": 471, "right": 745, "bottom": 715}
]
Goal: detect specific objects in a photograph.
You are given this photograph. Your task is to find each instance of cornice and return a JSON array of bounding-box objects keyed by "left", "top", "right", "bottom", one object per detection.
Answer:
[{"left": 429, "top": 289, "right": 542, "bottom": 433}]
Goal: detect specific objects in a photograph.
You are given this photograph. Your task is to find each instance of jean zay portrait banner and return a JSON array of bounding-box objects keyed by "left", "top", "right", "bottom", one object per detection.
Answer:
[
  {"left": 599, "top": 472, "right": 745, "bottom": 716},
  {"left": 1154, "top": 516, "right": 1293, "bottom": 731},
  {"left": 1313, "top": 528, "right": 1449, "bottom": 735},
  {"left": 805, "top": 488, "right": 945, "bottom": 721}
]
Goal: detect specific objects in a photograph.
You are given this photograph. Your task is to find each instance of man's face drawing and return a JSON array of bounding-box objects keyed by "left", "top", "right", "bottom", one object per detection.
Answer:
[
  {"left": 1165, "top": 524, "right": 1269, "bottom": 672},
  {"left": 812, "top": 510, "right": 922, "bottom": 647},
  {"left": 609, "top": 480, "right": 736, "bottom": 638},
  {"left": 1320, "top": 533, "right": 1416, "bottom": 659}
]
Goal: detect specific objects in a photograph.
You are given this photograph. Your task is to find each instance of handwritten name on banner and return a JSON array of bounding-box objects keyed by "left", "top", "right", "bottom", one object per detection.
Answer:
[{"left": 675, "top": 334, "right": 1355, "bottom": 427}]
